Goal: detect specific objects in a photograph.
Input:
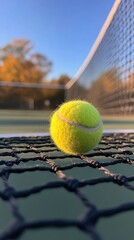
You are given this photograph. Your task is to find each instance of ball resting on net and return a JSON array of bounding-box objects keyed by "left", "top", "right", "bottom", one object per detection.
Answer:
[{"left": 50, "top": 100, "right": 103, "bottom": 155}]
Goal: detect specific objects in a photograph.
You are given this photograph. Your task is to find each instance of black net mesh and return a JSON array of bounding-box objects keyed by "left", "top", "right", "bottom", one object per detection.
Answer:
[{"left": 0, "top": 132, "right": 134, "bottom": 240}]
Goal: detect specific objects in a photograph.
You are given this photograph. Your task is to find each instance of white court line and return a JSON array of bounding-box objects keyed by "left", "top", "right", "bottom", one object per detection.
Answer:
[
  {"left": 0, "top": 133, "right": 50, "bottom": 138},
  {"left": 104, "top": 129, "right": 134, "bottom": 133},
  {"left": 0, "top": 130, "right": 134, "bottom": 138}
]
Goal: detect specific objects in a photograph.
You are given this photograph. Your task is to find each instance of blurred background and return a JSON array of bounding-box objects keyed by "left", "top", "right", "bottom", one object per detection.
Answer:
[
  {"left": 0, "top": 1, "right": 134, "bottom": 240},
  {"left": 0, "top": 0, "right": 133, "bottom": 135}
]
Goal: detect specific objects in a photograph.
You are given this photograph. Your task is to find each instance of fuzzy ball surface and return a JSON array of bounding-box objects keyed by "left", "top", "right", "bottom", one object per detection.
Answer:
[{"left": 50, "top": 100, "right": 103, "bottom": 155}]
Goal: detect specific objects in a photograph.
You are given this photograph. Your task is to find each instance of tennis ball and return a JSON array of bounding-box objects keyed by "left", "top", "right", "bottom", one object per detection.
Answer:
[{"left": 50, "top": 100, "right": 103, "bottom": 155}]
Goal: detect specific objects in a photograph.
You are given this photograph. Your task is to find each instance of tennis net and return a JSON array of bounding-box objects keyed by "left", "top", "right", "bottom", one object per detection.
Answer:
[
  {"left": 0, "top": 132, "right": 133, "bottom": 240},
  {"left": 66, "top": 0, "right": 134, "bottom": 116}
]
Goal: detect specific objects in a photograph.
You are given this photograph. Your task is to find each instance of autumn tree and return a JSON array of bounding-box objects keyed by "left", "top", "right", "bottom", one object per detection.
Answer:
[
  {"left": 50, "top": 74, "right": 70, "bottom": 86},
  {"left": 0, "top": 39, "right": 33, "bottom": 63},
  {"left": 0, "top": 39, "right": 54, "bottom": 109},
  {"left": 30, "top": 53, "right": 52, "bottom": 79},
  {"left": 57, "top": 74, "right": 70, "bottom": 85},
  {"left": 0, "top": 39, "right": 70, "bottom": 109},
  {"left": 0, "top": 39, "right": 52, "bottom": 82},
  {"left": 0, "top": 56, "right": 44, "bottom": 83}
]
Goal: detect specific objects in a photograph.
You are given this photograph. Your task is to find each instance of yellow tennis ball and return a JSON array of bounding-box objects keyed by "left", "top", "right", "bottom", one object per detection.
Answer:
[{"left": 50, "top": 100, "right": 103, "bottom": 155}]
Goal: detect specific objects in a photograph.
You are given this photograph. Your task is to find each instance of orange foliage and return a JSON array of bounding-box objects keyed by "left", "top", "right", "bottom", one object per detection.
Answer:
[{"left": 0, "top": 55, "right": 43, "bottom": 83}]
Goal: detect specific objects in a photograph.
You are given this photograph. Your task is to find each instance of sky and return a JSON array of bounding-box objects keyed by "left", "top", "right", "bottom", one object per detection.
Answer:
[{"left": 0, "top": 0, "right": 115, "bottom": 80}]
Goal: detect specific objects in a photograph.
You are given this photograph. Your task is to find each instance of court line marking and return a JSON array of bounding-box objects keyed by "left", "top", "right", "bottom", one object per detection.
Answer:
[{"left": 0, "top": 129, "right": 134, "bottom": 138}]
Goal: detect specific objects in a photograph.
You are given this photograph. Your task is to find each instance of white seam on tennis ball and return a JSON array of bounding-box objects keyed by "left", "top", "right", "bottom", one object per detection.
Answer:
[{"left": 57, "top": 110, "right": 102, "bottom": 132}]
